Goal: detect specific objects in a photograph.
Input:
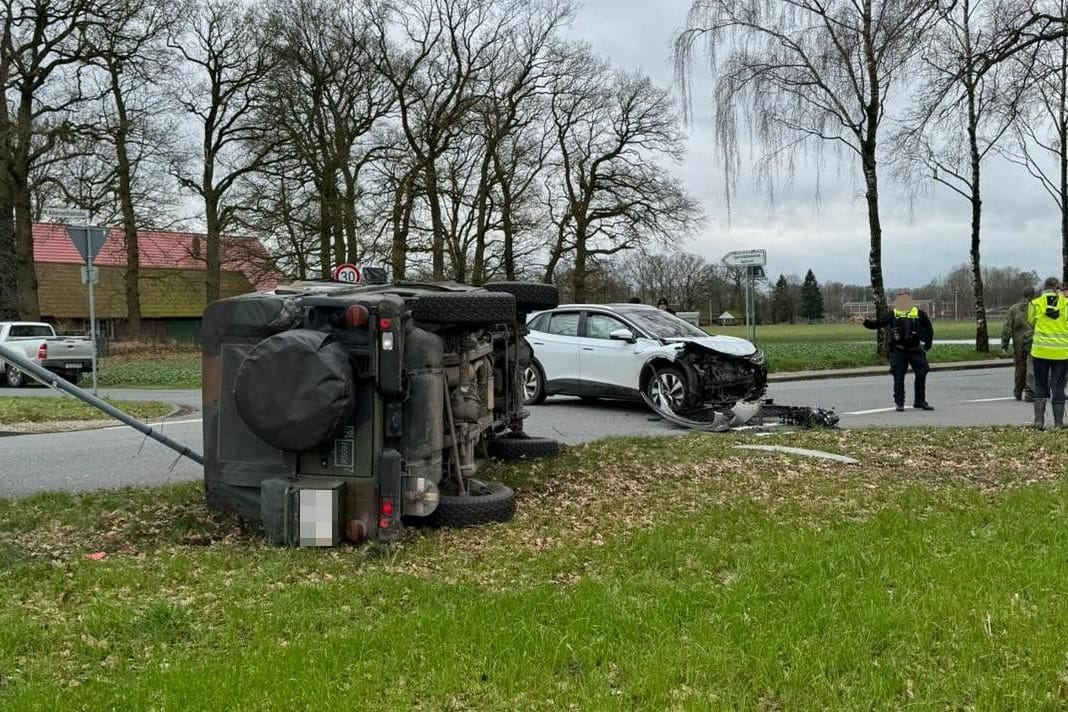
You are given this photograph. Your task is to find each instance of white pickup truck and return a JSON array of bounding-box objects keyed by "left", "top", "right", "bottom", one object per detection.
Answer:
[{"left": 0, "top": 322, "right": 95, "bottom": 387}]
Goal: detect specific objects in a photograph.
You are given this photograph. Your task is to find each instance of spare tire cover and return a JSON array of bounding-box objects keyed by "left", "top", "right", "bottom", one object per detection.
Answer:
[{"left": 234, "top": 329, "right": 355, "bottom": 452}]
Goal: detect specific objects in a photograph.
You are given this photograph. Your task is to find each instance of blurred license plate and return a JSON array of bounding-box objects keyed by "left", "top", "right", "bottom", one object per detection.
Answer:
[{"left": 64, "top": 363, "right": 80, "bottom": 369}]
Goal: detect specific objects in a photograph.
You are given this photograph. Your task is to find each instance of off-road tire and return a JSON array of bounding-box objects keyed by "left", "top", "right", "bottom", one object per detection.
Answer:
[
  {"left": 487, "top": 432, "right": 560, "bottom": 461},
  {"left": 425, "top": 481, "right": 516, "bottom": 528},
  {"left": 484, "top": 281, "right": 560, "bottom": 313},
  {"left": 411, "top": 291, "right": 516, "bottom": 325},
  {"left": 66, "top": 371, "right": 82, "bottom": 386}
]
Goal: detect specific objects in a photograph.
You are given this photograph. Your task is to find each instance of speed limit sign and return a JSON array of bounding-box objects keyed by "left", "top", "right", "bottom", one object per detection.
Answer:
[{"left": 331, "top": 263, "right": 361, "bottom": 284}]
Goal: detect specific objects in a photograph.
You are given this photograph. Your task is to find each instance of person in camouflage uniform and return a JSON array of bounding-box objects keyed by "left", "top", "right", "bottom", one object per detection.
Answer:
[{"left": 1001, "top": 286, "right": 1036, "bottom": 402}]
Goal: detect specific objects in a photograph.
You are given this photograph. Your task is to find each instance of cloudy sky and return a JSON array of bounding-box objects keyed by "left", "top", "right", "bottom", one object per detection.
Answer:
[{"left": 570, "top": 0, "right": 1061, "bottom": 286}]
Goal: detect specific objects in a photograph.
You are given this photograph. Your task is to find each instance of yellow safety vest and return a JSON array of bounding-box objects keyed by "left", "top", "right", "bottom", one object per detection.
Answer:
[
  {"left": 893, "top": 307, "right": 919, "bottom": 319},
  {"left": 1028, "top": 291, "right": 1068, "bottom": 360}
]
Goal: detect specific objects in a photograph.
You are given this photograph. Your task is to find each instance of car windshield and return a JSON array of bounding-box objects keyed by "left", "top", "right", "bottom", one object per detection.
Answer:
[{"left": 618, "top": 308, "right": 707, "bottom": 339}]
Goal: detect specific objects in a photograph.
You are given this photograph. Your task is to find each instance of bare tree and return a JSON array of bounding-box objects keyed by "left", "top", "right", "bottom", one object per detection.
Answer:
[
  {"left": 170, "top": 0, "right": 274, "bottom": 303},
  {"left": 543, "top": 52, "right": 701, "bottom": 301},
  {"left": 0, "top": 0, "right": 106, "bottom": 319},
  {"left": 898, "top": 0, "right": 1028, "bottom": 352},
  {"left": 675, "top": 0, "right": 944, "bottom": 354}
]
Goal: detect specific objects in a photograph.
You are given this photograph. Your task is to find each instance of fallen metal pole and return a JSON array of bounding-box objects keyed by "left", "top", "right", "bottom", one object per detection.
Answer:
[{"left": 0, "top": 342, "right": 204, "bottom": 466}]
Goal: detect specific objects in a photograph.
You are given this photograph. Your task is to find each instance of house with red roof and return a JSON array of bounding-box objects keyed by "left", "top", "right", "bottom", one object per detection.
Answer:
[{"left": 33, "top": 223, "right": 281, "bottom": 341}]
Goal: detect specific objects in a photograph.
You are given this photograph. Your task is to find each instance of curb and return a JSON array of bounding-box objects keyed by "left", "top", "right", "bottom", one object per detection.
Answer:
[
  {"left": 0, "top": 403, "right": 187, "bottom": 437},
  {"left": 769, "top": 359, "right": 1011, "bottom": 383}
]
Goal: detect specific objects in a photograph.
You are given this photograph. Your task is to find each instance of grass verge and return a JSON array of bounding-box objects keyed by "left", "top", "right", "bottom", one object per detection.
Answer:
[
  {"left": 764, "top": 342, "right": 1000, "bottom": 371},
  {"left": 0, "top": 396, "right": 172, "bottom": 424},
  {"left": 97, "top": 352, "right": 200, "bottom": 389},
  {"left": 1, "top": 428, "right": 1066, "bottom": 708}
]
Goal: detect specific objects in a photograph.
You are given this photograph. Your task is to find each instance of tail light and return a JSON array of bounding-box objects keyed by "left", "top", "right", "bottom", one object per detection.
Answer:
[
  {"left": 36, "top": 343, "right": 47, "bottom": 359},
  {"left": 345, "top": 304, "right": 369, "bottom": 328}
]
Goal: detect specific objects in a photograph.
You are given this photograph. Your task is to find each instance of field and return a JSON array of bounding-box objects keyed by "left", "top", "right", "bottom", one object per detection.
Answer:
[
  {"left": 2, "top": 428, "right": 1067, "bottom": 709},
  {"left": 710, "top": 320, "right": 1003, "bottom": 372},
  {"left": 97, "top": 343, "right": 200, "bottom": 389},
  {"left": 0, "top": 396, "right": 172, "bottom": 424}
]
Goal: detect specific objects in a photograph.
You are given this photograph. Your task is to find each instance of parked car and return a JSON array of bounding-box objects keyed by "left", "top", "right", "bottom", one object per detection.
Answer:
[
  {"left": 202, "top": 278, "right": 561, "bottom": 546},
  {"left": 523, "top": 304, "right": 768, "bottom": 414},
  {"left": 0, "top": 322, "right": 95, "bottom": 387}
]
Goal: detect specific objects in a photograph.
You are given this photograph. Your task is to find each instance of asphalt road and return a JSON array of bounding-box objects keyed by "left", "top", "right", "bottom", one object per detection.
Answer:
[{"left": 0, "top": 367, "right": 1033, "bottom": 498}]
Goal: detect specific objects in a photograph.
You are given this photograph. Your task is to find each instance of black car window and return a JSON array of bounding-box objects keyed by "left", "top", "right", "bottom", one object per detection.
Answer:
[
  {"left": 547, "top": 312, "right": 580, "bottom": 337},
  {"left": 528, "top": 313, "right": 549, "bottom": 332},
  {"left": 618, "top": 308, "right": 706, "bottom": 338},
  {"left": 9, "top": 325, "right": 53, "bottom": 338},
  {"left": 585, "top": 313, "right": 629, "bottom": 340}
]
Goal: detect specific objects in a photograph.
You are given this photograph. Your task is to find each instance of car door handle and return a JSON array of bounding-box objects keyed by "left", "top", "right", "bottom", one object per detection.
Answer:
[
  {"left": 532, "top": 341, "right": 544, "bottom": 345},
  {"left": 582, "top": 347, "right": 594, "bottom": 351}
]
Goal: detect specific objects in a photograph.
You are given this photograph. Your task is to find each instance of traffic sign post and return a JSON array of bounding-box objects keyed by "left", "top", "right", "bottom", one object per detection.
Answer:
[
  {"left": 723, "top": 249, "right": 767, "bottom": 342},
  {"left": 64, "top": 224, "right": 108, "bottom": 395}
]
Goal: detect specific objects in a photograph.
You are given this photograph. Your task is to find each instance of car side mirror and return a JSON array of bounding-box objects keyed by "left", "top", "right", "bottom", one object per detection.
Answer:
[{"left": 609, "top": 328, "right": 636, "bottom": 342}]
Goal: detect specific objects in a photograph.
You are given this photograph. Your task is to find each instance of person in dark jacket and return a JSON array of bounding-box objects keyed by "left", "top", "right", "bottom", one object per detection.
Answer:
[
  {"left": 656, "top": 298, "right": 676, "bottom": 315},
  {"left": 861, "top": 292, "right": 934, "bottom": 412}
]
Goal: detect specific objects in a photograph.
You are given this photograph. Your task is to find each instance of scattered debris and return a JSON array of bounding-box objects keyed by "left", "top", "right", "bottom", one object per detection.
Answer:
[{"left": 733, "top": 445, "right": 859, "bottom": 465}]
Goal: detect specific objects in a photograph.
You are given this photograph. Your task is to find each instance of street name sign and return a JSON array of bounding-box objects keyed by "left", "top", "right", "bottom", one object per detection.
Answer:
[
  {"left": 722, "top": 249, "right": 767, "bottom": 267},
  {"left": 43, "top": 207, "right": 90, "bottom": 224}
]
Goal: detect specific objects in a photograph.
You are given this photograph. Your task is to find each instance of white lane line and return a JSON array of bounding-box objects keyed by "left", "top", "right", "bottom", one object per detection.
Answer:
[
  {"left": 843, "top": 407, "right": 899, "bottom": 415},
  {"left": 101, "top": 417, "right": 203, "bottom": 431},
  {"left": 964, "top": 397, "right": 1015, "bottom": 403}
]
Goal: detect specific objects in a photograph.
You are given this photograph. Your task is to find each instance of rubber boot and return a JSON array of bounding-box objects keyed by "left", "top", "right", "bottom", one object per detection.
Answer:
[
  {"left": 1054, "top": 402, "right": 1065, "bottom": 429},
  {"left": 1033, "top": 398, "right": 1047, "bottom": 429}
]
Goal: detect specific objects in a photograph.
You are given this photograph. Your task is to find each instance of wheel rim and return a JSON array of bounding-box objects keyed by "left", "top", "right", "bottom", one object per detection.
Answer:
[
  {"left": 523, "top": 366, "right": 540, "bottom": 402},
  {"left": 651, "top": 372, "right": 685, "bottom": 412},
  {"left": 8, "top": 368, "right": 21, "bottom": 386}
]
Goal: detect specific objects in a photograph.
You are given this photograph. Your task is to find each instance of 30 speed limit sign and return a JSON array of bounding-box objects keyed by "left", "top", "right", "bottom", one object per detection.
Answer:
[{"left": 331, "top": 263, "right": 361, "bottom": 284}]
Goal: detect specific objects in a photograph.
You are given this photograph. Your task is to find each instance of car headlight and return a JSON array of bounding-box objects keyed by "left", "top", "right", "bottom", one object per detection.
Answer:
[{"left": 749, "top": 350, "right": 765, "bottom": 365}]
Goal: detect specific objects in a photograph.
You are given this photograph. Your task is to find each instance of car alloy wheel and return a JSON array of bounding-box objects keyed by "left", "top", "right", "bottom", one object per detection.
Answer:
[
  {"left": 651, "top": 369, "right": 686, "bottom": 412},
  {"left": 523, "top": 365, "right": 541, "bottom": 403}
]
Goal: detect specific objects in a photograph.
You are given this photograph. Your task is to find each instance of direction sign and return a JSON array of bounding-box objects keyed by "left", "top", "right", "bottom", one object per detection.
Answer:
[
  {"left": 43, "top": 207, "right": 90, "bottom": 224},
  {"left": 723, "top": 249, "right": 767, "bottom": 267},
  {"left": 332, "top": 263, "right": 361, "bottom": 284},
  {"left": 65, "top": 226, "right": 108, "bottom": 264}
]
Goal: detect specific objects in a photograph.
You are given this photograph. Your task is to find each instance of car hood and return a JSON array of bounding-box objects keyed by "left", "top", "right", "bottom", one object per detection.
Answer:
[{"left": 665, "top": 335, "right": 758, "bottom": 357}]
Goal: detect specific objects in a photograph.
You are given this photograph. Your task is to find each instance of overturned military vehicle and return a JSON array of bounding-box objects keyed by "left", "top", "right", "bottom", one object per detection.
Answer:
[{"left": 202, "top": 279, "right": 560, "bottom": 546}]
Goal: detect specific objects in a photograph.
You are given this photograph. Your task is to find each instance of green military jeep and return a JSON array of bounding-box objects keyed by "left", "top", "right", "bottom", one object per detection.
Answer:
[{"left": 201, "top": 278, "right": 560, "bottom": 546}]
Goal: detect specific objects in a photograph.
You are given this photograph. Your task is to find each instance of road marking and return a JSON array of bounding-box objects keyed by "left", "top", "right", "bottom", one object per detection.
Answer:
[
  {"left": 843, "top": 407, "right": 899, "bottom": 415},
  {"left": 101, "top": 417, "right": 202, "bottom": 431},
  {"left": 964, "top": 397, "right": 1014, "bottom": 403}
]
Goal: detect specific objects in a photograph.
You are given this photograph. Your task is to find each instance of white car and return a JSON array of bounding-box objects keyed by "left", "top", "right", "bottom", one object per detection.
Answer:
[{"left": 524, "top": 304, "right": 768, "bottom": 413}]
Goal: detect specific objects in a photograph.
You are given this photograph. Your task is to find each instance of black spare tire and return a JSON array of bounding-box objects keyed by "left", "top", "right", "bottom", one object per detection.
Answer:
[
  {"left": 411, "top": 290, "right": 516, "bottom": 325},
  {"left": 483, "top": 281, "right": 560, "bottom": 313},
  {"left": 234, "top": 329, "right": 355, "bottom": 452}
]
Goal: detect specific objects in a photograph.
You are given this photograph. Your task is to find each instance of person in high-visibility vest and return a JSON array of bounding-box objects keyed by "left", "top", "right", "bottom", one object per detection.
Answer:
[
  {"left": 861, "top": 291, "right": 934, "bottom": 412},
  {"left": 1026, "top": 277, "right": 1068, "bottom": 428}
]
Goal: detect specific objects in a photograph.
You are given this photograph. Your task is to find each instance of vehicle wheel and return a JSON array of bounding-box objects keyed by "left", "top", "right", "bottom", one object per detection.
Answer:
[
  {"left": 646, "top": 365, "right": 689, "bottom": 413},
  {"left": 523, "top": 363, "right": 546, "bottom": 405},
  {"left": 487, "top": 432, "right": 560, "bottom": 461},
  {"left": 483, "top": 281, "right": 560, "bottom": 313},
  {"left": 6, "top": 367, "right": 26, "bottom": 388},
  {"left": 411, "top": 291, "right": 517, "bottom": 325},
  {"left": 66, "top": 371, "right": 83, "bottom": 386},
  {"left": 424, "top": 480, "right": 516, "bottom": 528}
]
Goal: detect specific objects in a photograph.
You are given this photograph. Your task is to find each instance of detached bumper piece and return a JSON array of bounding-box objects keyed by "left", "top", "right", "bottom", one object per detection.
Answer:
[{"left": 641, "top": 395, "right": 839, "bottom": 431}]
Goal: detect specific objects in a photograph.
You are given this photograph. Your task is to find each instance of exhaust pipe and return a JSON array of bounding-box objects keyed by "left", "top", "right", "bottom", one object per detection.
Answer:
[{"left": 0, "top": 343, "right": 204, "bottom": 465}]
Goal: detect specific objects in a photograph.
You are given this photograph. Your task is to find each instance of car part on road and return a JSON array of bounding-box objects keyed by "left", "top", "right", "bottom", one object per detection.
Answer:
[
  {"left": 0, "top": 342, "right": 205, "bottom": 465},
  {"left": 733, "top": 445, "right": 858, "bottom": 465},
  {"left": 640, "top": 388, "right": 839, "bottom": 432},
  {"left": 202, "top": 278, "right": 560, "bottom": 547}
]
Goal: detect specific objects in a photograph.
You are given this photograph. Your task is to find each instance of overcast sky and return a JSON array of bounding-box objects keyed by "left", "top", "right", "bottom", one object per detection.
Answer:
[{"left": 570, "top": 0, "right": 1061, "bottom": 286}]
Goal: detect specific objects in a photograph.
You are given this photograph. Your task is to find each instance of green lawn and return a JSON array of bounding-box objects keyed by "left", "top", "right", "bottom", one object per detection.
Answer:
[
  {"left": 97, "top": 352, "right": 201, "bottom": 389},
  {"left": 0, "top": 396, "right": 172, "bottom": 424},
  {"left": 2, "top": 428, "right": 1068, "bottom": 709},
  {"left": 710, "top": 319, "right": 1004, "bottom": 343}
]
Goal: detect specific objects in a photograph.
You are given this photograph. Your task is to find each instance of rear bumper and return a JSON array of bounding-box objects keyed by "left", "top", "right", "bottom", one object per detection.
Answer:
[{"left": 40, "top": 358, "right": 91, "bottom": 372}]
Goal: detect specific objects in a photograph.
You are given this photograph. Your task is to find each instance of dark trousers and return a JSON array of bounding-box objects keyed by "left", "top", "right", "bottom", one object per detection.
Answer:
[
  {"left": 1013, "top": 347, "right": 1034, "bottom": 398},
  {"left": 1032, "top": 357, "right": 1068, "bottom": 404},
  {"left": 890, "top": 348, "right": 929, "bottom": 406}
]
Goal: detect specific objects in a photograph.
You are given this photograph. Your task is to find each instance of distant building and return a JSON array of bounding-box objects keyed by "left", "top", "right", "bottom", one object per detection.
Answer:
[
  {"left": 33, "top": 223, "right": 281, "bottom": 341},
  {"left": 717, "top": 311, "right": 737, "bottom": 326}
]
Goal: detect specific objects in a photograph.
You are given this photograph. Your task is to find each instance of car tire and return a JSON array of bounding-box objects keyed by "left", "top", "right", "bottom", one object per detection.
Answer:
[
  {"left": 523, "top": 363, "right": 546, "bottom": 405},
  {"left": 411, "top": 291, "right": 517, "bottom": 325},
  {"left": 483, "top": 281, "right": 560, "bottom": 313},
  {"left": 6, "top": 367, "right": 25, "bottom": 388},
  {"left": 66, "top": 371, "right": 83, "bottom": 386},
  {"left": 646, "top": 365, "right": 689, "bottom": 413},
  {"left": 424, "top": 480, "right": 516, "bottom": 528},
  {"left": 487, "top": 432, "right": 560, "bottom": 461}
]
